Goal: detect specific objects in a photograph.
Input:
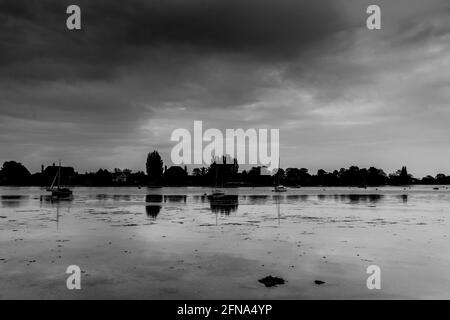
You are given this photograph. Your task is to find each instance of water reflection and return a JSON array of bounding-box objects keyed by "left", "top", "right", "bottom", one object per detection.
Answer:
[
  {"left": 37, "top": 196, "right": 72, "bottom": 230},
  {"left": 164, "top": 195, "right": 187, "bottom": 203},
  {"left": 113, "top": 194, "right": 131, "bottom": 201},
  {"left": 209, "top": 195, "right": 239, "bottom": 215},
  {"left": 191, "top": 195, "right": 205, "bottom": 203},
  {"left": 274, "top": 195, "right": 282, "bottom": 225},
  {"left": 315, "top": 194, "right": 384, "bottom": 204},
  {"left": 94, "top": 194, "right": 132, "bottom": 201},
  {"left": 145, "top": 194, "right": 163, "bottom": 203},
  {"left": 286, "top": 194, "right": 309, "bottom": 201},
  {"left": 240, "top": 194, "right": 310, "bottom": 205},
  {"left": 145, "top": 205, "right": 161, "bottom": 219},
  {"left": 39, "top": 195, "right": 74, "bottom": 203},
  {"left": 95, "top": 194, "right": 109, "bottom": 201},
  {"left": 244, "top": 195, "right": 269, "bottom": 205},
  {"left": 346, "top": 194, "right": 383, "bottom": 203},
  {"left": 1, "top": 195, "right": 29, "bottom": 208},
  {"left": 399, "top": 194, "right": 408, "bottom": 203}
]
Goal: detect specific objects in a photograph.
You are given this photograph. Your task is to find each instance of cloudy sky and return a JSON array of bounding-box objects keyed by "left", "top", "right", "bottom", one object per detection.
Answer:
[{"left": 0, "top": 0, "right": 449, "bottom": 177}]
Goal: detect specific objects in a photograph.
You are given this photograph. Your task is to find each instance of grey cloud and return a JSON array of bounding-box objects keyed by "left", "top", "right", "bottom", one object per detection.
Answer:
[
  {"left": 1, "top": 0, "right": 450, "bottom": 176},
  {"left": 0, "top": 0, "right": 349, "bottom": 82}
]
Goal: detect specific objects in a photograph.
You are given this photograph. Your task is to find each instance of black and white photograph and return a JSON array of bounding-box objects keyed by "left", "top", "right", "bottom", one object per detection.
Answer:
[{"left": 0, "top": 0, "right": 449, "bottom": 306}]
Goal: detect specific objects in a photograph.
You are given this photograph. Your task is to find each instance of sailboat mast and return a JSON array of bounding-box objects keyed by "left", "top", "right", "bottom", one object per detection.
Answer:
[
  {"left": 278, "top": 157, "right": 281, "bottom": 185},
  {"left": 50, "top": 173, "right": 57, "bottom": 189},
  {"left": 58, "top": 161, "right": 61, "bottom": 189},
  {"left": 215, "top": 162, "right": 218, "bottom": 188}
]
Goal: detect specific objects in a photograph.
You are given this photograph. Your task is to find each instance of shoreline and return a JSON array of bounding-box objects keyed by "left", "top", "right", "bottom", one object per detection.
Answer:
[{"left": 1, "top": 186, "right": 449, "bottom": 299}]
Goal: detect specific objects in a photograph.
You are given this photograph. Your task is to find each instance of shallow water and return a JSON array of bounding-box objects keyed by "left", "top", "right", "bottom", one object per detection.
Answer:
[{"left": 0, "top": 186, "right": 449, "bottom": 299}]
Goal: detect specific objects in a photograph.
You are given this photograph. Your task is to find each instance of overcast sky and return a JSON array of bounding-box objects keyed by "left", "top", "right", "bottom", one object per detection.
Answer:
[{"left": 0, "top": 0, "right": 449, "bottom": 177}]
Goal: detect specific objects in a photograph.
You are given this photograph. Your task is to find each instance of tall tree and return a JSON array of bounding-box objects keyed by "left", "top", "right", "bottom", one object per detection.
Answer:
[
  {"left": 164, "top": 166, "right": 188, "bottom": 185},
  {"left": 208, "top": 155, "right": 239, "bottom": 186},
  {"left": 389, "top": 166, "right": 413, "bottom": 185},
  {"left": 0, "top": 161, "right": 31, "bottom": 185},
  {"left": 146, "top": 150, "right": 163, "bottom": 184}
]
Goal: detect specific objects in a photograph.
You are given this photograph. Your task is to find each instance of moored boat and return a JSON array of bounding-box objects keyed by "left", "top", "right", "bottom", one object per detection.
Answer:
[
  {"left": 47, "top": 161, "right": 73, "bottom": 198},
  {"left": 273, "top": 185, "right": 287, "bottom": 192},
  {"left": 208, "top": 189, "right": 226, "bottom": 199},
  {"left": 273, "top": 157, "right": 287, "bottom": 192}
]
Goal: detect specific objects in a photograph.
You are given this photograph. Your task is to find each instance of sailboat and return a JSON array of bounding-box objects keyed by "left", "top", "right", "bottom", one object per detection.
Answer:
[
  {"left": 47, "top": 162, "right": 73, "bottom": 198},
  {"left": 273, "top": 157, "right": 287, "bottom": 192},
  {"left": 209, "top": 159, "right": 225, "bottom": 199}
]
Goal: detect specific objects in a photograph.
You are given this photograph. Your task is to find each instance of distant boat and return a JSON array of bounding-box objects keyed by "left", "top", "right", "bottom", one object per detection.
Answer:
[
  {"left": 209, "top": 160, "right": 225, "bottom": 198},
  {"left": 273, "top": 185, "right": 287, "bottom": 192},
  {"left": 273, "top": 157, "right": 287, "bottom": 192},
  {"left": 209, "top": 189, "right": 226, "bottom": 199},
  {"left": 47, "top": 161, "right": 73, "bottom": 198}
]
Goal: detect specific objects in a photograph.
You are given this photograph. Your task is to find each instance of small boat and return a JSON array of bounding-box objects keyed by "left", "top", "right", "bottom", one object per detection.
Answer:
[
  {"left": 208, "top": 189, "right": 226, "bottom": 199},
  {"left": 49, "top": 187, "right": 73, "bottom": 197},
  {"left": 273, "top": 185, "right": 287, "bottom": 192},
  {"left": 273, "top": 157, "right": 287, "bottom": 192},
  {"left": 47, "top": 161, "right": 73, "bottom": 198},
  {"left": 209, "top": 161, "right": 225, "bottom": 198}
]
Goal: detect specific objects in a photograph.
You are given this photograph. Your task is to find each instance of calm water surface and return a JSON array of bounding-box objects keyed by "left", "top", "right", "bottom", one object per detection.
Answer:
[{"left": 0, "top": 186, "right": 449, "bottom": 299}]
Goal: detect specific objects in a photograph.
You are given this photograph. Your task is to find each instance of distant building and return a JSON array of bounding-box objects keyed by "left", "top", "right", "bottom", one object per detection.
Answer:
[
  {"left": 42, "top": 163, "right": 76, "bottom": 185},
  {"left": 112, "top": 172, "right": 127, "bottom": 183},
  {"left": 164, "top": 166, "right": 188, "bottom": 185}
]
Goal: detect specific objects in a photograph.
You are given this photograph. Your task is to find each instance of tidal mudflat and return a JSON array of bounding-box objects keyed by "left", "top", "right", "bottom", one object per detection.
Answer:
[{"left": 0, "top": 186, "right": 449, "bottom": 299}]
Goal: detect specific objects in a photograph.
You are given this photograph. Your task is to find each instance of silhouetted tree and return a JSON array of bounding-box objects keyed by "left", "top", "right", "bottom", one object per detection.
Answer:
[
  {"left": 191, "top": 167, "right": 209, "bottom": 185},
  {"left": 208, "top": 155, "right": 239, "bottom": 186},
  {"left": 317, "top": 169, "right": 327, "bottom": 185},
  {"left": 145, "top": 205, "right": 161, "bottom": 219},
  {"left": 164, "top": 166, "right": 187, "bottom": 185},
  {"left": 3, "top": 155, "right": 450, "bottom": 187},
  {"left": 0, "top": 161, "right": 31, "bottom": 185},
  {"left": 435, "top": 173, "right": 450, "bottom": 184},
  {"left": 94, "top": 169, "right": 112, "bottom": 185},
  {"left": 146, "top": 150, "right": 163, "bottom": 184},
  {"left": 421, "top": 175, "right": 436, "bottom": 185},
  {"left": 273, "top": 168, "right": 285, "bottom": 185},
  {"left": 389, "top": 166, "right": 413, "bottom": 185},
  {"left": 285, "top": 168, "right": 311, "bottom": 186},
  {"left": 367, "top": 167, "right": 388, "bottom": 186},
  {"left": 247, "top": 166, "right": 261, "bottom": 181},
  {"left": 192, "top": 168, "right": 202, "bottom": 177}
]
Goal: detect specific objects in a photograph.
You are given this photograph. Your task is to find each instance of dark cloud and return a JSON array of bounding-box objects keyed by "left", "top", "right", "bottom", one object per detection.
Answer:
[
  {"left": 0, "top": 0, "right": 349, "bottom": 82},
  {"left": 0, "top": 0, "right": 450, "bottom": 176}
]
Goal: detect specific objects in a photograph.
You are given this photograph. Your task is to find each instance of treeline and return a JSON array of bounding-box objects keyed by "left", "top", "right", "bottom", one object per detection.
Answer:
[
  {"left": 0, "top": 161, "right": 147, "bottom": 187},
  {"left": 1, "top": 151, "right": 450, "bottom": 186}
]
